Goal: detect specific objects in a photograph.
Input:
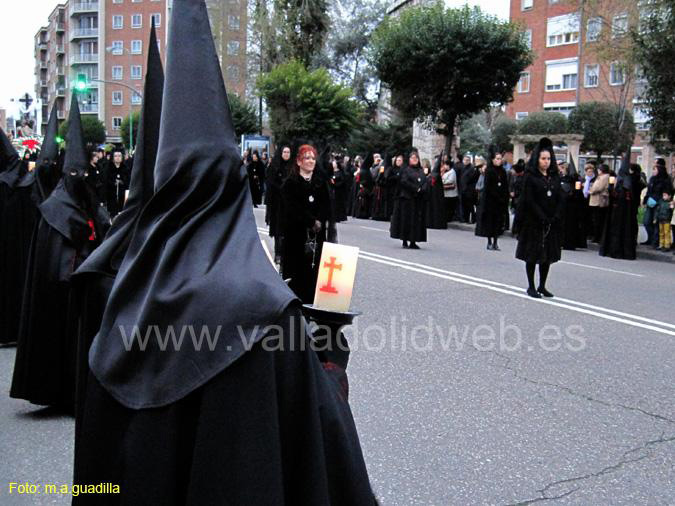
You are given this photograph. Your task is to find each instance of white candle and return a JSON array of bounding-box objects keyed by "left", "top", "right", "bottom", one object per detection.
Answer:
[{"left": 313, "top": 242, "right": 360, "bottom": 312}]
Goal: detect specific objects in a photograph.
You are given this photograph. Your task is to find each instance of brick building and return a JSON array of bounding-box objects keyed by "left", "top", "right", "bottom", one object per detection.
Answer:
[
  {"left": 34, "top": 0, "right": 248, "bottom": 144},
  {"left": 506, "top": 0, "right": 672, "bottom": 170}
]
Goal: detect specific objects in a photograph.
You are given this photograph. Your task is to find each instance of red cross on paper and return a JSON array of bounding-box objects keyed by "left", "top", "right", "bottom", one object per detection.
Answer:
[
  {"left": 22, "top": 139, "right": 40, "bottom": 151},
  {"left": 319, "top": 256, "right": 342, "bottom": 294}
]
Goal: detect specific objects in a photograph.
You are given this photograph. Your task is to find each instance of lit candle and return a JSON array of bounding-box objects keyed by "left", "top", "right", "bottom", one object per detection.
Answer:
[
  {"left": 28, "top": 161, "right": 35, "bottom": 172},
  {"left": 575, "top": 181, "right": 582, "bottom": 190},
  {"left": 609, "top": 176, "right": 617, "bottom": 185},
  {"left": 313, "top": 242, "right": 360, "bottom": 313}
]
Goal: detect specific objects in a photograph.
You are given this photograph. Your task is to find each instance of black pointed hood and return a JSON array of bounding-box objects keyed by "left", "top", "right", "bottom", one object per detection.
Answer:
[
  {"left": 63, "top": 95, "right": 88, "bottom": 176},
  {"left": 89, "top": 0, "right": 297, "bottom": 409},
  {"left": 617, "top": 148, "right": 633, "bottom": 191},
  {"left": 0, "top": 127, "right": 19, "bottom": 173},
  {"left": 30, "top": 105, "right": 61, "bottom": 198},
  {"left": 41, "top": 106, "right": 59, "bottom": 164}
]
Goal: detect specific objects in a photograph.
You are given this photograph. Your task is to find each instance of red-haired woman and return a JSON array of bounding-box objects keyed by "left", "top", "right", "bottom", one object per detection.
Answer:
[{"left": 281, "top": 144, "right": 332, "bottom": 302}]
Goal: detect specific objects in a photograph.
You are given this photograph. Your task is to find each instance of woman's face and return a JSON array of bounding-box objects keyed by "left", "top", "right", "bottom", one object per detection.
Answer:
[
  {"left": 299, "top": 151, "right": 316, "bottom": 173},
  {"left": 252, "top": 153, "right": 259, "bottom": 162},
  {"left": 281, "top": 147, "right": 291, "bottom": 161},
  {"left": 585, "top": 168, "right": 595, "bottom": 178},
  {"left": 492, "top": 153, "right": 503, "bottom": 166},
  {"left": 409, "top": 153, "right": 419, "bottom": 166},
  {"left": 652, "top": 165, "right": 659, "bottom": 176},
  {"left": 395, "top": 156, "right": 404, "bottom": 167},
  {"left": 538, "top": 151, "right": 551, "bottom": 172}
]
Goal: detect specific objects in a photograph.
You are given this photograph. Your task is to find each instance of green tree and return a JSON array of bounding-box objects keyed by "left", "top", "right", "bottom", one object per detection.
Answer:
[
  {"left": 227, "top": 93, "right": 259, "bottom": 139},
  {"left": 371, "top": 4, "right": 532, "bottom": 153},
  {"left": 458, "top": 115, "right": 491, "bottom": 156},
  {"left": 346, "top": 119, "right": 412, "bottom": 156},
  {"left": 120, "top": 111, "right": 141, "bottom": 150},
  {"left": 58, "top": 115, "right": 106, "bottom": 149},
  {"left": 258, "top": 60, "right": 362, "bottom": 146},
  {"left": 568, "top": 102, "right": 636, "bottom": 160},
  {"left": 491, "top": 117, "right": 517, "bottom": 153},
  {"left": 517, "top": 111, "right": 568, "bottom": 136},
  {"left": 633, "top": 0, "right": 675, "bottom": 150},
  {"left": 275, "top": 0, "right": 330, "bottom": 67}
]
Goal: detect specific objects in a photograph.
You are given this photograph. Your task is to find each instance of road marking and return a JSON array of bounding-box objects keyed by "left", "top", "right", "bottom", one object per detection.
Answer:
[
  {"left": 559, "top": 260, "right": 643, "bottom": 277},
  {"left": 255, "top": 227, "right": 675, "bottom": 334},
  {"left": 360, "top": 226, "right": 387, "bottom": 232},
  {"left": 357, "top": 250, "right": 675, "bottom": 336}
]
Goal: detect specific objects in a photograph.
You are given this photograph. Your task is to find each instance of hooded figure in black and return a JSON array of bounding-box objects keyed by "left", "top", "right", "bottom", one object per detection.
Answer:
[
  {"left": 331, "top": 157, "right": 349, "bottom": 222},
  {"left": 265, "top": 144, "right": 292, "bottom": 260},
  {"left": 390, "top": 149, "right": 428, "bottom": 248},
  {"left": 247, "top": 149, "right": 265, "bottom": 206},
  {"left": 10, "top": 96, "right": 110, "bottom": 407},
  {"left": 344, "top": 155, "right": 356, "bottom": 216},
  {"left": 515, "top": 138, "right": 564, "bottom": 299},
  {"left": 460, "top": 157, "right": 479, "bottom": 223},
  {"left": 426, "top": 152, "right": 447, "bottom": 229},
  {"left": 371, "top": 152, "right": 392, "bottom": 221},
  {"left": 352, "top": 153, "right": 374, "bottom": 219},
  {"left": 34, "top": 106, "right": 63, "bottom": 202},
  {"left": 104, "top": 150, "right": 130, "bottom": 216},
  {"left": 71, "top": 23, "right": 164, "bottom": 426},
  {"left": 475, "top": 147, "right": 509, "bottom": 250},
  {"left": 599, "top": 151, "right": 645, "bottom": 260},
  {"left": 560, "top": 157, "right": 587, "bottom": 250},
  {"left": 74, "top": 3, "right": 374, "bottom": 503}
]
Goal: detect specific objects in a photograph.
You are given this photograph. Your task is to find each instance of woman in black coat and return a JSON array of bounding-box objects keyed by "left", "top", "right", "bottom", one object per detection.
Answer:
[
  {"left": 515, "top": 138, "right": 564, "bottom": 299},
  {"left": 265, "top": 145, "right": 292, "bottom": 261},
  {"left": 247, "top": 150, "right": 265, "bottom": 207},
  {"left": 390, "top": 150, "right": 428, "bottom": 249},
  {"left": 281, "top": 144, "right": 332, "bottom": 303},
  {"left": 475, "top": 149, "right": 510, "bottom": 250}
]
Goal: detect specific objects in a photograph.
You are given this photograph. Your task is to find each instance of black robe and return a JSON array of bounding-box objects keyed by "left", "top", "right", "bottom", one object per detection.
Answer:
[
  {"left": 352, "top": 166, "right": 374, "bottom": 219},
  {"left": 281, "top": 172, "right": 332, "bottom": 303},
  {"left": 599, "top": 172, "right": 644, "bottom": 260},
  {"left": 390, "top": 164, "right": 428, "bottom": 242},
  {"left": 426, "top": 168, "right": 447, "bottom": 229},
  {"left": 475, "top": 165, "right": 509, "bottom": 238},
  {"left": 515, "top": 169, "right": 564, "bottom": 264},
  {"left": 560, "top": 174, "right": 587, "bottom": 250},
  {"left": 265, "top": 158, "right": 290, "bottom": 237},
  {"left": 0, "top": 162, "right": 39, "bottom": 345},
  {"left": 460, "top": 165, "right": 479, "bottom": 223},
  {"left": 10, "top": 179, "right": 109, "bottom": 407},
  {"left": 332, "top": 167, "right": 348, "bottom": 222},
  {"left": 73, "top": 304, "right": 374, "bottom": 505},
  {"left": 371, "top": 165, "right": 392, "bottom": 221},
  {"left": 104, "top": 161, "right": 130, "bottom": 217},
  {"left": 247, "top": 159, "right": 265, "bottom": 205}
]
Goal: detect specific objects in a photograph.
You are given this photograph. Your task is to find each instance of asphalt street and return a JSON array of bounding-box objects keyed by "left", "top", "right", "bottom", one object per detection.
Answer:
[{"left": 1, "top": 209, "right": 673, "bottom": 505}]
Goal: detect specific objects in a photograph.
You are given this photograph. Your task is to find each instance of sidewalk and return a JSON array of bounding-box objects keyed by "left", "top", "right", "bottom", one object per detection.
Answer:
[{"left": 446, "top": 222, "right": 675, "bottom": 264}]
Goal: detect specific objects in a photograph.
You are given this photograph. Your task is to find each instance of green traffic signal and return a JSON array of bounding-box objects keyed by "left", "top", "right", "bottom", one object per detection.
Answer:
[{"left": 75, "top": 73, "right": 88, "bottom": 91}]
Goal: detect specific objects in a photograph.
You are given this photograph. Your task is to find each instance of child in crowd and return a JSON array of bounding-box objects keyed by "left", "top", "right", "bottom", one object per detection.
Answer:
[{"left": 656, "top": 192, "right": 673, "bottom": 251}]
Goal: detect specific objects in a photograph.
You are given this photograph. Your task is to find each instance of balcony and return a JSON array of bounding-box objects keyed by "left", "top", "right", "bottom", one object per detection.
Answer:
[
  {"left": 57, "top": 110, "right": 66, "bottom": 119},
  {"left": 79, "top": 103, "right": 99, "bottom": 114},
  {"left": 70, "top": 53, "right": 98, "bottom": 64},
  {"left": 70, "top": 2, "right": 99, "bottom": 15},
  {"left": 56, "top": 22, "right": 65, "bottom": 32},
  {"left": 56, "top": 45, "right": 65, "bottom": 54},
  {"left": 40, "top": 80, "right": 48, "bottom": 88},
  {"left": 70, "top": 28, "right": 98, "bottom": 40},
  {"left": 57, "top": 66, "right": 65, "bottom": 76},
  {"left": 39, "top": 61, "right": 48, "bottom": 69},
  {"left": 37, "top": 43, "right": 47, "bottom": 51},
  {"left": 56, "top": 87, "right": 66, "bottom": 97}
]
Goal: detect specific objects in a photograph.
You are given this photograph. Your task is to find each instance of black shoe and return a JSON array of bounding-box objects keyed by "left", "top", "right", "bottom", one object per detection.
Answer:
[
  {"left": 487, "top": 244, "right": 493, "bottom": 250},
  {"left": 402, "top": 241, "right": 409, "bottom": 249},
  {"left": 409, "top": 243, "right": 420, "bottom": 249},
  {"left": 492, "top": 245, "right": 501, "bottom": 251},
  {"left": 640, "top": 241, "right": 650, "bottom": 245},
  {"left": 527, "top": 288, "right": 542, "bottom": 299},
  {"left": 538, "top": 287, "right": 554, "bottom": 298}
]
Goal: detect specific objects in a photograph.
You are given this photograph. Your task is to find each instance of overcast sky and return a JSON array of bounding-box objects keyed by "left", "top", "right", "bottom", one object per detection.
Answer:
[{"left": 0, "top": 0, "right": 509, "bottom": 115}]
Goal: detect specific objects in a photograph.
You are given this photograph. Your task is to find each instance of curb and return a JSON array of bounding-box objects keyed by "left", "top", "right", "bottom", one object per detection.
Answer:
[{"left": 445, "top": 222, "right": 675, "bottom": 264}]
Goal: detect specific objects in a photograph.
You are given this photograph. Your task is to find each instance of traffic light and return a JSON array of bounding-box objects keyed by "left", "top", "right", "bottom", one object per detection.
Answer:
[{"left": 75, "top": 73, "right": 88, "bottom": 92}]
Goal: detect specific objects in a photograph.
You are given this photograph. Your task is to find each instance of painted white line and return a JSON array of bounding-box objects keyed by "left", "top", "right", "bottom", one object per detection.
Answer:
[
  {"left": 360, "top": 226, "right": 387, "bottom": 232},
  {"left": 559, "top": 260, "right": 643, "bottom": 277},
  {"left": 358, "top": 250, "right": 675, "bottom": 333}
]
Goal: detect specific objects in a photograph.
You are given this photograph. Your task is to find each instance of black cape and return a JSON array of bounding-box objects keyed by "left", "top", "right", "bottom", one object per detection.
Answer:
[
  {"left": 475, "top": 164, "right": 509, "bottom": 238},
  {"left": 426, "top": 156, "right": 447, "bottom": 229},
  {"left": 390, "top": 163, "right": 428, "bottom": 242}
]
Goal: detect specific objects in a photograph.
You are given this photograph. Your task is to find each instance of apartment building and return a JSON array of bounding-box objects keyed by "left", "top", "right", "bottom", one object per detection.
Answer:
[
  {"left": 507, "top": 0, "right": 668, "bottom": 168},
  {"left": 35, "top": 0, "right": 247, "bottom": 143}
]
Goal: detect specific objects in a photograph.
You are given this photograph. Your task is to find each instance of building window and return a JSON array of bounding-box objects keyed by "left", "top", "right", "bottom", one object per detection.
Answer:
[
  {"left": 111, "top": 40, "right": 123, "bottom": 55},
  {"left": 131, "top": 40, "right": 142, "bottom": 54},
  {"left": 228, "top": 15, "right": 240, "bottom": 30},
  {"left": 132, "top": 14, "right": 142, "bottom": 28},
  {"left": 543, "top": 104, "right": 575, "bottom": 118},
  {"left": 612, "top": 14, "right": 628, "bottom": 38},
  {"left": 132, "top": 0, "right": 142, "bottom": 2},
  {"left": 131, "top": 92, "right": 142, "bottom": 105},
  {"left": 584, "top": 64, "right": 599, "bottom": 87},
  {"left": 610, "top": 63, "right": 625, "bottom": 85},
  {"left": 112, "top": 117, "right": 122, "bottom": 130},
  {"left": 545, "top": 58, "right": 578, "bottom": 91},
  {"left": 112, "top": 66, "right": 123, "bottom": 80},
  {"left": 521, "top": 0, "right": 533, "bottom": 11},
  {"left": 547, "top": 13, "right": 580, "bottom": 47},
  {"left": 151, "top": 14, "right": 161, "bottom": 27},
  {"left": 518, "top": 72, "right": 530, "bottom": 93},
  {"left": 516, "top": 112, "right": 529, "bottom": 121},
  {"left": 131, "top": 65, "right": 142, "bottom": 79},
  {"left": 586, "top": 17, "right": 602, "bottom": 42},
  {"left": 227, "top": 64, "right": 240, "bottom": 82},
  {"left": 112, "top": 0, "right": 122, "bottom": 3},
  {"left": 227, "top": 40, "right": 240, "bottom": 56},
  {"left": 112, "top": 91, "right": 123, "bottom": 105},
  {"left": 112, "top": 15, "right": 123, "bottom": 29},
  {"left": 524, "top": 29, "right": 532, "bottom": 49}
]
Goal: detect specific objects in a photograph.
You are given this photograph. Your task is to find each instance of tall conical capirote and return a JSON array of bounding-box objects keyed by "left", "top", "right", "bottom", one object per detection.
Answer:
[
  {"left": 75, "top": 22, "right": 164, "bottom": 277},
  {"left": 89, "top": 0, "right": 296, "bottom": 409},
  {"left": 63, "top": 94, "right": 88, "bottom": 175},
  {"left": 0, "top": 127, "right": 19, "bottom": 173},
  {"left": 617, "top": 147, "right": 633, "bottom": 190},
  {"left": 41, "top": 106, "right": 59, "bottom": 164}
]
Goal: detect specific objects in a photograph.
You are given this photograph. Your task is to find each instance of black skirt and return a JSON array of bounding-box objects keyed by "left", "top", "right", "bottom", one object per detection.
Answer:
[
  {"left": 515, "top": 221, "right": 562, "bottom": 264},
  {"left": 390, "top": 197, "right": 427, "bottom": 242}
]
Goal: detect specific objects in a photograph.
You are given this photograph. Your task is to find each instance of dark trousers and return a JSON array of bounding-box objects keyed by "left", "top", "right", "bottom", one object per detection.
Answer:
[
  {"left": 462, "top": 194, "right": 476, "bottom": 223},
  {"left": 591, "top": 206, "right": 608, "bottom": 243},
  {"left": 643, "top": 205, "right": 658, "bottom": 246},
  {"left": 444, "top": 197, "right": 458, "bottom": 223}
]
